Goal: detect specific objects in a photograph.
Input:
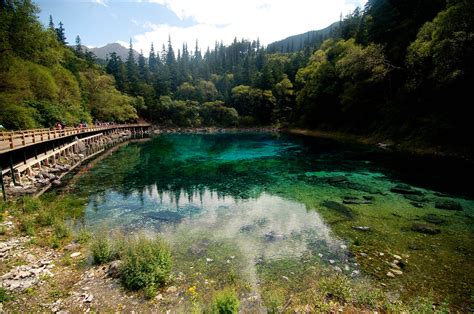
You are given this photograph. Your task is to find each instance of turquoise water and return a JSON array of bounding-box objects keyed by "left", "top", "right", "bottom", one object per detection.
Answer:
[{"left": 72, "top": 132, "right": 474, "bottom": 309}]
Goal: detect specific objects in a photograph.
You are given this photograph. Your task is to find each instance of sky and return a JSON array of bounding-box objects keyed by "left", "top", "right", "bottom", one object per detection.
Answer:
[{"left": 37, "top": 0, "right": 367, "bottom": 55}]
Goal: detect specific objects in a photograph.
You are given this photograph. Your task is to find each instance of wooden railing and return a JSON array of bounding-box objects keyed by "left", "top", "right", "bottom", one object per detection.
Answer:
[{"left": 0, "top": 124, "right": 150, "bottom": 153}]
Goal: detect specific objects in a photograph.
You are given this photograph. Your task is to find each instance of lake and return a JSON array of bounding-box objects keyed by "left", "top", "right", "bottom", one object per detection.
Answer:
[{"left": 71, "top": 132, "right": 474, "bottom": 309}]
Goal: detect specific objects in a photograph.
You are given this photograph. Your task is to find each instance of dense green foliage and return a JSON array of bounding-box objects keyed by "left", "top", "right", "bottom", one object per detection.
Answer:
[
  {"left": 0, "top": 0, "right": 138, "bottom": 129},
  {"left": 1, "top": 0, "right": 472, "bottom": 151}
]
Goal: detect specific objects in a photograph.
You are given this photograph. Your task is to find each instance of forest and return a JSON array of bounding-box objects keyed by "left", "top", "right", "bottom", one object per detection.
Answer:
[{"left": 1, "top": 0, "right": 472, "bottom": 151}]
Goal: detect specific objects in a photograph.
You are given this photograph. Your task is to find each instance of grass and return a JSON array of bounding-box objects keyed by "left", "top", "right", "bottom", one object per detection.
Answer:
[{"left": 0, "top": 287, "right": 13, "bottom": 302}]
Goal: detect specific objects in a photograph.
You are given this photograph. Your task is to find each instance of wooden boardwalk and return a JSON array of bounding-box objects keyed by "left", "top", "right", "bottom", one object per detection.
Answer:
[{"left": 0, "top": 124, "right": 150, "bottom": 154}]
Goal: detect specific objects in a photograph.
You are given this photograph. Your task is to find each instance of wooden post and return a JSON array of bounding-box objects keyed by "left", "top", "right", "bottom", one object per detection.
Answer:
[
  {"left": 0, "top": 166, "right": 6, "bottom": 201},
  {"left": 9, "top": 155, "right": 16, "bottom": 185},
  {"left": 9, "top": 133, "right": 13, "bottom": 149}
]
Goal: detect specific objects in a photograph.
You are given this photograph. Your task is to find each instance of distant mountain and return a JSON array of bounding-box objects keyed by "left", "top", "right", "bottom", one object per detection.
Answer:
[
  {"left": 267, "top": 22, "right": 339, "bottom": 53},
  {"left": 90, "top": 43, "right": 140, "bottom": 61}
]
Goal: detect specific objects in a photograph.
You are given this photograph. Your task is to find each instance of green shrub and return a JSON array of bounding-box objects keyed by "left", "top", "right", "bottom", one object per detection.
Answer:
[
  {"left": 53, "top": 220, "right": 71, "bottom": 239},
  {"left": 21, "top": 197, "right": 42, "bottom": 213},
  {"left": 120, "top": 236, "right": 172, "bottom": 290},
  {"left": 36, "top": 210, "right": 55, "bottom": 226},
  {"left": 76, "top": 228, "right": 92, "bottom": 244},
  {"left": 144, "top": 285, "right": 157, "bottom": 299},
  {"left": 20, "top": 217, "right": 35, "bottom": 236},
  {"left": 211, "top": 288, "right": 240, "bottom": 314},
  {"left": 318, "top": 274, "right": 352, "bottom": 303},
  {"left": 90, "top": 235, "right": 115, "bottom": 265}
]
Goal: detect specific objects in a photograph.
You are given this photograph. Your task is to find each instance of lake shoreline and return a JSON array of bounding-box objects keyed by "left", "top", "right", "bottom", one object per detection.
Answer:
[{"left": 151, "top": 125, "right": 473, "bottom": 161}]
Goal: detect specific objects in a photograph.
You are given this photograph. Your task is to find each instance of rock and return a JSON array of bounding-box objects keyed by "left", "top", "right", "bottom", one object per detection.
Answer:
[
  {"left": 391, "top": 269, "right": 403, "bottom": 275},
  {"left": 264, "top": 231, "right": 285, "bottom": 241},
  {"left": 435, "top": 200, "right": 462, "bottom": 211},
  {"left": 156, "top": 293, "right": 163, "bottom": 301},
  {"left": 18, "top": 270, "right": 31, "bottom": 278},
  {"left": 393, "top": 254, "right": 402, "bottom": 260},
  {"left": 25, "top": 254, "right": 36, "bottom": 263},
  {"left": 166, "top": 286, "right": 177, "bottom": 293},
  {"left": 206, "top": 258, "right": 214, "bottom": 263},
  {"left": 391, "top": 184, "right": 423, "bottom": 196},
  {"left": 386, "top": 271, "right": 396, "bottom": 278},
  {"left": 326, "top": 176, "right": 348, "bottom": 183},
  {"left": 389, "top": 263, "right": 400, "bottom": 269},
  {"left": 282, "top": 275, "right": 290, "bottom": 281},
  {"left": 333, "top": 266, "right": 342, "bottom": 273},
  {"left": 64, "top": 243, "right": 80, "bottom": 251},
  {"left": 108, "top": 260, "right": 122, "bottom": 278},
  {"left": 403, "top": 194, "right": 427, "bottom": 202},
  {"left": 239, "top": 224, "right": 255, "bottom": 232},
  {"left": 342, "top": 197, "right": 372, "bottom": 205},
  {"left": 410, "top": 202, "right": 424, "bottom": 208},
  {"left": 340, "top": 244, "right": 347, "bottom": 250},
  {"left": 82, "top": 293, "right": 94, "bottom": 302},
  {"left": 363, "top": 195, "right": 374, "bottom": 201},
  {"left": 329, "top": 259, "right": 335, "bottom": 265},
  {"left": 422, "top": 214, "right": 446, "bottom": 225},
  {"left": 52, "top": 180, "right": 62, "bottom": 186},
  {"left": 379, "top": 252, "right": 384, "bottom": 256},
  {"left": 352, "top": 226, "right": 370, "bottom": 231},
  {"left": 351, "top": 270, "right": 360, "bottom": 277},
  {"left": 321, "top": 201, "right": 355, "bottom": 219},
  {"left": 410, "top": 223, "right": 441, "bottom": 235},
  {"left": 70, "top": 252, "right": 81, "bottom": 258}
]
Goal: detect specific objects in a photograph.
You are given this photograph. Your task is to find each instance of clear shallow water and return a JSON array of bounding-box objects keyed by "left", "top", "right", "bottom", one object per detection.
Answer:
[{"left": 71, "top": 132, "right": 474, "bottom": 308}]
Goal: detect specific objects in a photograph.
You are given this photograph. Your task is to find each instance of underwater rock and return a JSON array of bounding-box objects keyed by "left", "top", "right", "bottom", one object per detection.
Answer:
[
  {"left": 342, "top": 196, "right": 372, "bottom": 205},
  {"left": 435, "top": 200, "right": 462, "bottom": 211},
  {"left": 352, "top": 226, "right": 370, "bottom": 231},
  {"left": 391, "top": 184, "right": 423, "bottom": 196},
  {"left": 363, "top": 195, "right": 374, "bottom": 201},
  {"left": 410, "top": 223, "right": 441, "bottom": 235},
  {"left": 188, "top": 240, "right": 210, "bottom": 256},
  {"left": 239, "top": 224, "right": 255, "bottom": 232},
  {"left": 144, "top": 211, "right": 183, "bottom": 222},
  {"left": 404, "top": 194, "right": 428, "bottom": 202},
  {"left": 326, "top": 176, "right": 348, "bottom": 183},
  {"left": 321, "top": 201, "right": 355, "bottom": 219},
  {"left": 422, "top": 214, "right": 447, "bottom": 225},
  {"left": 264, "top": 231, "right": 285, "bottom": 241}
]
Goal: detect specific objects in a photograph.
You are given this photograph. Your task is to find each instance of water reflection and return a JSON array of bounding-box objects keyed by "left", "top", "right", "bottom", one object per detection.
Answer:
[{"left": 84, "top": 186, "right": 354, "bottom": 289}]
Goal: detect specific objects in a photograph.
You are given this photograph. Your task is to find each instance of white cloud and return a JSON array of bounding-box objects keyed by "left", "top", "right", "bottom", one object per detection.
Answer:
[
  {"left": 92, "top": 0, "right": 108, "bottom": 7},
  {"left": 130, "top": 0, "right": 368, "bottom": 55}
]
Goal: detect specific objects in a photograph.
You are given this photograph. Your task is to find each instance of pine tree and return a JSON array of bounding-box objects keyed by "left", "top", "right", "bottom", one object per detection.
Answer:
[
  {"left": 149, "top": 43, "right": 158, "bottom": 74},
  {"left": 126, "top": 39, "right": 139, "bottom": 95},
  {"left": 55, "top": 21, "right": 67, "bottom": 44},
  {"left": 48, "top": 15, "right": 55, "bottom": 31},
  {"left": 75, "top": 35, "right": 82, "bottom": 55}
]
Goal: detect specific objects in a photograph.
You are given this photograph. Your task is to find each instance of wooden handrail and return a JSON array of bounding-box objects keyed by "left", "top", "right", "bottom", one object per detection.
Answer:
[{"left": 0, "top": 124, "right": 150, "bottom": 152}]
